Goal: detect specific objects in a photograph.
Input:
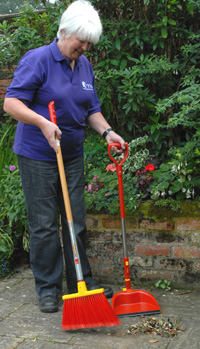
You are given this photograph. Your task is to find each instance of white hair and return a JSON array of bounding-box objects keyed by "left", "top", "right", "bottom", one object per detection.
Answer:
[{"left": 57, "top": 0, "right": 102, "bottom": 44}]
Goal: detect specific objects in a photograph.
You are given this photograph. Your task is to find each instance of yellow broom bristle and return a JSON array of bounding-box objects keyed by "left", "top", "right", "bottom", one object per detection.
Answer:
[{"left": 62, "top": 292, "right": 121, "bottom": 330}]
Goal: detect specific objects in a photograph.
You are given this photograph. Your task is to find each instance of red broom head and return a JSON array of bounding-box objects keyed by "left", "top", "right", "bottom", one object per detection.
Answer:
[{"left": 62, "top": 292, "right": 121, "bottom": 330}]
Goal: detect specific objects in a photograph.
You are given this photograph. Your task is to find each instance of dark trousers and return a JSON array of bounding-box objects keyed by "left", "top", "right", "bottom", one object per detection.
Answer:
[{"left": 18, "top": 155, "right": 93, "bottom": 299}]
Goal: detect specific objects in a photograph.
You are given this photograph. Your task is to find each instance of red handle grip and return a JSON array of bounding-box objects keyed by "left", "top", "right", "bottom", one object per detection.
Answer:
[
  {"left": 48, "top": 101, "right": 57, "bottom": 125},
  {"left": 108, "top": 142, "right": 129, "bottom": 166}
]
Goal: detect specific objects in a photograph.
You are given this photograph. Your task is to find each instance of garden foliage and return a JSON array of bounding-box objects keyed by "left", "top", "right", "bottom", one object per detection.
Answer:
[{"left": 0, "top": 0, "right": 200, "bottom": 274}]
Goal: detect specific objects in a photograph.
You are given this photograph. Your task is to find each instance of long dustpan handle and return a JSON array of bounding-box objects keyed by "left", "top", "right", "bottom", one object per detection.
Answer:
[
  {"left": 48, "top": 101, "right": 83, "bottom": 282},
  {"left": 108, "top": 143, "right": 131, "bottom": 290},
  {"left": 108, "top": 143, "right": 129, "bottom": 220}
]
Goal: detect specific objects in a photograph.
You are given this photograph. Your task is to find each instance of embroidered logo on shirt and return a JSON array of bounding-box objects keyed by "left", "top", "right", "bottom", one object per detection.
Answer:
[{"left": 82, "top": 81, "right": 93, "bottom": 91}]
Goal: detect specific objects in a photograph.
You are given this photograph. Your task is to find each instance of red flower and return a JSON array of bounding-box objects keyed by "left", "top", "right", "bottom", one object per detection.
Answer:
[
  {"left": 146, "top": 177, "right": 152, "bottom": 181},
  {"left": 106, "top": 163, "right": 116, "bottom": 172},
  {"left": 145, "top": 164, "right": 155, "bottom": 172}
]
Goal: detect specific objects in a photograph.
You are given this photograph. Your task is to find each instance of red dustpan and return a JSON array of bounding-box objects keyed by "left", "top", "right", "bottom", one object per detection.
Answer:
[{"left": 108, "top": 142, "right": 161, "bottom": 317}]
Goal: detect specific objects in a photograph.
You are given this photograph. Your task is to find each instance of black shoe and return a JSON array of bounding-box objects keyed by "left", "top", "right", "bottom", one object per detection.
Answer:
[
  {"left": 87, "top": 282, "right": 113, "bottom": 299},
  {"left": 39, "top": 295, "right": 59, "bottom": 313}
]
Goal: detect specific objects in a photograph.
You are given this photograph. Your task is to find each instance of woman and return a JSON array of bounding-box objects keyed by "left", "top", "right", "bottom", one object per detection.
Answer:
[{"left": 4, "top": 0, "right": 125, "bottom": 313}]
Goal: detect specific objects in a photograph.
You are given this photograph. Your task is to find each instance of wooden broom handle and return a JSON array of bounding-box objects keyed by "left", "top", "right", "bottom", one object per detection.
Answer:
[
  {"left": 48, "top": 101, "right": 84, "bottom": 282},
  {"left": 48, "top": 101, "right": 72, "bottom": 221},
  {"left": 56, "top": 145, "right": 73, "bottom": 222}
]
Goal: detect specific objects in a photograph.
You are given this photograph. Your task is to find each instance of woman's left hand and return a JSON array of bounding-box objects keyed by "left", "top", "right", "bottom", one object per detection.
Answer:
[{"left": 105, "top": 130, "right": 126, "bottom": 154}]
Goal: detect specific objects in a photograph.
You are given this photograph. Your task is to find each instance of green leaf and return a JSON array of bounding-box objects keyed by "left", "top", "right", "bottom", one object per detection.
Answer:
[
  {"left": 115, "top": 38, "right": 121, "bottom": 51},
  {"left": 140, "top": 53, "right": 144, "bottom": 61},
  {"left": 120, "top": 59, "right": 127, "bottom": 70},
  {"left": 127, "top": 120, "right": 133, "bottom": 131},
  {"left": 96, "top": 60, "right": 107, "bottom": 68},
  {"left": 161, "top": 27, "right": 168, "bottom": 38},
  {"left": 125, "top": 104, "right": 131, "bottom": 115},
  {"left": 159, "top": 163, "right": 172, "bottom": 171},
  {"left": 153, "top": 43, "right": 158, "bottom": 51},
  {"left": 168, "top": 19, "right": 176, "bottom": 26},
  {"left": 126, "top": 53, "right": 140, "bottom": 63},
  {"left": 135, "top": 36, "right": 140, "bottom": 46},
  {"left": 110, "top": 59, "right": 119, "bottom": 66},
  {"left": 187, "top": 4, "right": 194, "bottom": 15},
  {"left": 145, "top": 102, "right": 155, "bottom": 109},
  {"left": 162, "top": 16, "right": 168, "bottom": 26},
  {"left": 132, "top": 102, "right": 138, "bottom": 111},
  {"left": 159, "top": 41, "right": 164, "bottom": 49},
  {"left": 112, "top": 29, "right": 117, "bottom": 37},
  {"left": 149, "top": 115, "right": 159, "bottom": 123},
  {"left": 151, "top": 124, "right": 157, "bottom": 134}
]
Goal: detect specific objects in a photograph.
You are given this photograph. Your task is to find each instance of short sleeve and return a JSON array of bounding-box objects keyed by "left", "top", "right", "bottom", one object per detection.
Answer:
[{"left": 5, "top": 52, "right": 45, "bottom": 102}]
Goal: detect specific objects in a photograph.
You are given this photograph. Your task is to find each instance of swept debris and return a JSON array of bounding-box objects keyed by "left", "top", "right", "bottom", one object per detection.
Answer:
[{"left": 126, "top": 316, "right": 185, "bottom": 338}]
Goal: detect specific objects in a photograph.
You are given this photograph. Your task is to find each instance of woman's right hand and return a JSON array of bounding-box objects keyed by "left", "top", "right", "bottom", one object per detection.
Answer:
[{"left": 39, "top": 119, "right": 62, "bottom": 153}]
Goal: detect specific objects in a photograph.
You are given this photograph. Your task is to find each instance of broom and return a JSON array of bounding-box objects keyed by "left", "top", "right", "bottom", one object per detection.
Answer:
[{"left": 48, "top": 101, "right": 120, "bottom": 330}]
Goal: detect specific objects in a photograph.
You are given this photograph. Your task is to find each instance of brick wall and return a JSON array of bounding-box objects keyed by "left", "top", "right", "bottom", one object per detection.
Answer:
[
  {"left": 0, "top": 70, "right": 14, "bottom": 116},
  {"left": 86, "top": 202, "right": 200, "bottom": 289},
  {"left": 0, "top": 79, "right": 12, "bottom": 99}
]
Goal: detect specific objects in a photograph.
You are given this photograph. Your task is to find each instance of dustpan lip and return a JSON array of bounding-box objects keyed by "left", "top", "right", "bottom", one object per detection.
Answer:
[{"left": 116, "top": 310, "right": 161, "bottom": 318}]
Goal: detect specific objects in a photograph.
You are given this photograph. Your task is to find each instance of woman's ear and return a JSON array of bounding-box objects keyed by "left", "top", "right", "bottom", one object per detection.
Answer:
[{"left": 61, "top": 29, "right": 66, "bottom": 40}]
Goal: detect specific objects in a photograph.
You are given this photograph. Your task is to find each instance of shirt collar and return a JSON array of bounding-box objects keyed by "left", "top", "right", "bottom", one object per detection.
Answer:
[{"left": 50, "top": 38, "right": 82, "bottom": 67}]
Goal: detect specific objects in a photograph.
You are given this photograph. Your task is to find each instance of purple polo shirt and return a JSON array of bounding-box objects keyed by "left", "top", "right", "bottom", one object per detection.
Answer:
[{"left": 5, "top": 38, "right": 101, "bottom": 161}]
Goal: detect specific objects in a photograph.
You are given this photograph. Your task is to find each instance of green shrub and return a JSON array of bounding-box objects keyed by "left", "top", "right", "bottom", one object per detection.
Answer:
[
  {"left": 0, "top": 117, "right": 17, "bottom": 177},
  {"left": 0, "top": 165, "right": 29, "bottom": 269},
  {"left": 0, "top": 231, "right": 14, "bottom": 278},
  {"left": 0, "top": 121, "right": 29, "bottom": 274},
  {"left": 150, "top": 130, "right": 200, "bottom": 205}
]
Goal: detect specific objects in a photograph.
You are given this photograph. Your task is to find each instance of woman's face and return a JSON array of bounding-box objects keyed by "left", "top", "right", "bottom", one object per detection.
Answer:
[{"left": 59, "top": 33, "right": 91, "bottom": 60}]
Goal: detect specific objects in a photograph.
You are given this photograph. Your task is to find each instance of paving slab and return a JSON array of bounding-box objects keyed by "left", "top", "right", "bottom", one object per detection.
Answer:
[{"left": 0, "top": 266, "right": 200, "bottom": 349}]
